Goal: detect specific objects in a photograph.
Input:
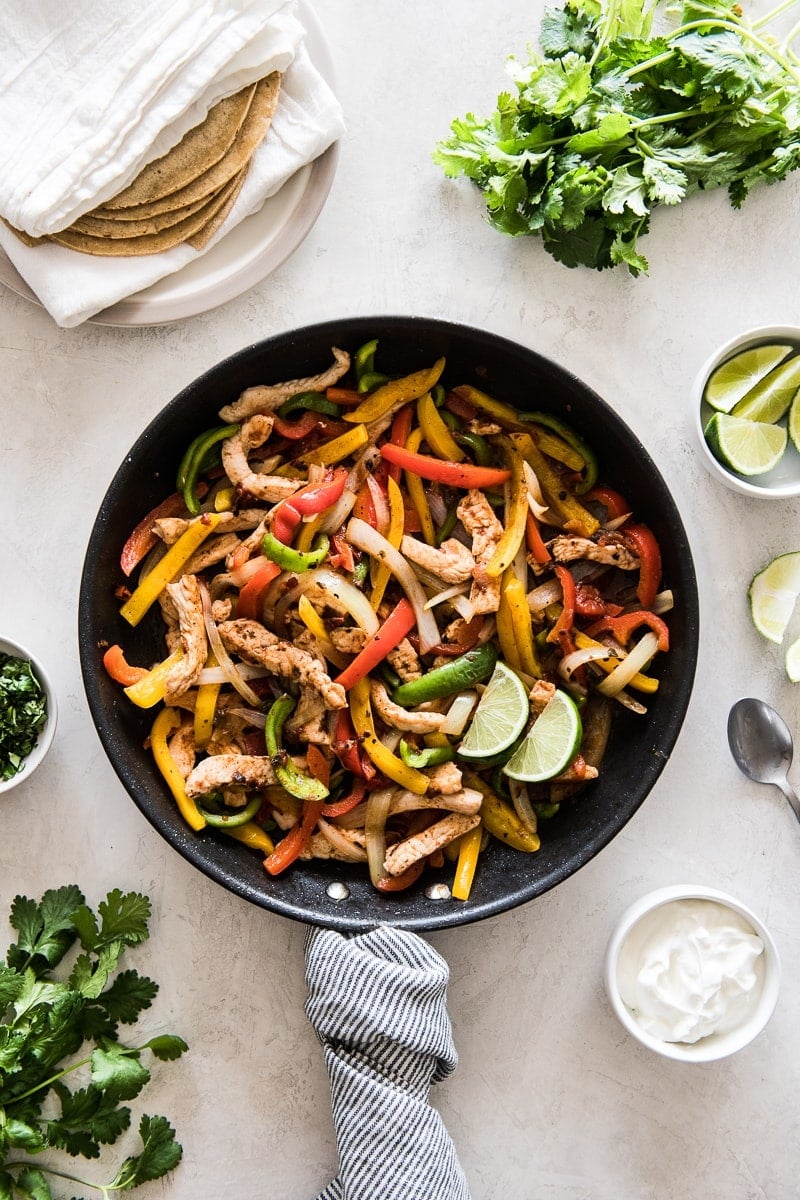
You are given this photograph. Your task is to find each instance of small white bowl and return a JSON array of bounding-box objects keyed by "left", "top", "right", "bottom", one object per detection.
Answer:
[
  {"left": 692, "top": 324, "right": 800, "bottom": 499},
  {"left": 0, "top": 635, "right": 57, "bottom": 795},
  {"left": 604, "top": 884, "right": 781, "bottom": 1062}
]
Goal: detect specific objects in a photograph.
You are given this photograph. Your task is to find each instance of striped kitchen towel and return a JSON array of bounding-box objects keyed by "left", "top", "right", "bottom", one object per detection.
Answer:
[{"left": 304, "top": 926, "right": 472, "bottom": 1200}]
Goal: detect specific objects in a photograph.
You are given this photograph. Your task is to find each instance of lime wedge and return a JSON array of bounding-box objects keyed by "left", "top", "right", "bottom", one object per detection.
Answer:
[
  {"left": 786, "top": 636, "right": 800, "bottom": 683},
  {"left": 502, "top": 689, "right": 582, "bottom": 783},
  {"left": 704, "top": 412, "right": 787, "bottom": 477},
  {"left": 704, "top": 344, "right": 794, "bottom": 413},
  {"left": 730, "top": 353, "right": 800, "bottom": 424},
  {"left": 748, "top": 552, "right": 800, "bottom": 644},
  {"left": 789, "top": 390, "right": 800, "bottom": 453},
  {"left": 458, "top": 662, "right": 530, "bottom": 759}
]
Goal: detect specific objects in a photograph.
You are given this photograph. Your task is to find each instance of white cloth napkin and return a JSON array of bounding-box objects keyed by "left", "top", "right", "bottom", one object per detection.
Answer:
[{"left": 0, "top": 1, "right": 344, "bottom": 326}]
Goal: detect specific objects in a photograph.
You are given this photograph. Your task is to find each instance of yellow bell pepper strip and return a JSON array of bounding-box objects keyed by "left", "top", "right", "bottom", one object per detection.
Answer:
[
  {"left": 485, "top": 436, "right": 528, "bottom": 579},
  {"left": 223, "top": 821, "right": 275, "bottom": 856},
  {"left": 417, "top": 390, "right": 465, "bottom": 462},
  {"left": 511, "top": 433, "right": 599, "bottom": 537},
  {"left": 402, "top": 428, "right": 437, "bottom": 546},
  {"left": 344, "top": 358, "right": 446, "bottom": 425},
  {"left": 451, "top": 823, "right": 483, "bottom": 901},
  {"left": 150, "top": 707, "right": 206, "bottom": 832},
  {"left": 370, "top": 476, "right": 405, "bottom": 610},
  {"left": 123, "top": 648, "right": 183, "bottom": 708},
  {"left": 463, "top": 770, "right": 540, "bottom": 852},
  {"left": 499, "top": 570, "right": 541, "bottom": 678},
  {"left": 194, "top": 654, "right": 221, "bottom": 751},
  {"left": 522, "top": 412, "right": 598, "bottom": 493},
  {"left": 214, "top": 485, "right": 236, "bottom": 512},
  {"left": 120, "top": 512, "right": 221, "bottom": 626},
  {"left": 381, "top": 442, "right": 511, "bottom": 489},
  {"left": 572, "top": 630, "right": 659, "bottom": 693},
  {"left": 297, "top": 594, "right": 349, "bottom": 669},
  {"left": 529, "top": 427, "right": 585, "bottom": 472},
  {"left": 496, "top": 574, "right": 522, "bottom": 672},
  {"left": 296, "top": 423, "right": 369, "bottom": 468},
  {"left": 450, "top": 384, "right": 529, "bottom": 430},
  {"left": 265, "top": 694, "right": 329, "bottom": 802},
  {"left": 349, "top": 678, "right": 429, "bottom": 794},
  {"left": 294, "top": 511, "right": 326, "bottom": 554}
]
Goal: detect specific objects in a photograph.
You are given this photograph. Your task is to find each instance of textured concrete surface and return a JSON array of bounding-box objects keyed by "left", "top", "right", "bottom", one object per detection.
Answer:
[{"left": 1, "top": 2, "right": 799, "bottom": 1197}]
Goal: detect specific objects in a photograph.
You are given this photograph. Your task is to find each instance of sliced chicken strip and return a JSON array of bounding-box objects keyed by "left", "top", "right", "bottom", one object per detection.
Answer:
[
  {"left": 153, "top": 509, "right": 267, "bottom": 545},
  {"left": 218, "top": 618, "right": 347, "bottom": 710},
  {"left": 530, "top": 679, "right": 556, "bottom": 714},
  {"left": 383, "top": 812, "right": 480, "bottom": 877},
  {"left": 301, "top": 826, "right": 368, "bottom": 863},
  {"left": 389, "top": 787, "right": 482, "bottom": 817},
  {"left": 424, "top": 761, "right": 463, "bottom": 795},
  {"left": 549, "top": 534, "right": 639, "bottom": 571},
  {"left": 167, "top": 717, "right": 196, "bottom": 779},
  {"left": 369, "top": 681, "right": 447, "bottom": 733},
  {"left": 457, "top": 489, "right": 503, "bottom": 614},
  {"left": 387, "top": 638, "right": 422, "bottom": 682},
  {"left": 329, "top": 626, "right": 368, "bottom": 655},
  {"left": 184, "top": 753, "right": 277, "bottom": 798},
  {"left": 218, "top": 347, "right": 351, "bottom": 422},
  {"left": 400, "top": 535, "right": 476, "bottom": 584},
  {"left": 164, "top": 575, "right": 208, "bottom": 703},
  {"left": 221, "top": 415, "right": 303, "bottom": 504},
  {"left": 183, "top": 533, "right": 242, "bottom": 576}
]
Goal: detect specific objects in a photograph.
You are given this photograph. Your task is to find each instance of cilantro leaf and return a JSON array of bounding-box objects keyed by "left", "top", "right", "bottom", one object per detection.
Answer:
[
  {"left": 539, "top": 5, "right": 596, "bottom": 58},
  {"left": 0, "top": 654, "right": 48, "bottom": 783},
  {"left": 98, "top": 970, "right": 158, "bottom": 1026},
  {"left": 143, "top": 1035, "right": 188, "bottom": 1062},
  {"left": 107, "top": 1114, "right": 182, "bottom": 1191},
  {"left": 7, "top": 888, "right": 84, "bottom": 972},
  {"left": 13, "top": 1169, "right": 51, "bottom": 1200},
  {"left": 72, "top": 891, "right": 151, "bottom": 954},
  {"left": 48, "top": 1083, "right": 131, "bottom": 1156},
  {"left": 91, "top": 1043, "right": 150, "bottom": 1102}
]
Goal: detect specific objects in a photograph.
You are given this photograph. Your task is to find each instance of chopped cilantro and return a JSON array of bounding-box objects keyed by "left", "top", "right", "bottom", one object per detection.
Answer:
[
  {"left": 0, "top": 652, "right": 48, "bottom": 782},
  {"left": 434, "top": 0, "right": 800, "bottom": 273}
]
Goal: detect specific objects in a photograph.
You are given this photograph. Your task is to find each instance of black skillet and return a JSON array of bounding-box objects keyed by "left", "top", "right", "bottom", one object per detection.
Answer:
[{"left": 78, "top": 317, "right": 699, "bottom": 932}]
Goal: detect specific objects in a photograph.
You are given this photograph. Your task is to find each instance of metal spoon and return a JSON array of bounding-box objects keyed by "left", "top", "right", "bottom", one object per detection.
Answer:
[{"left": 727, "top": 697, "right": 800, "bottom": 825}]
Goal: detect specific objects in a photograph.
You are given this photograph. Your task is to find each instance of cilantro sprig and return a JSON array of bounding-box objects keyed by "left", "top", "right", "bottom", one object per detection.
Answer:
[
  {"left": 434, "top": 0, "right": 800, "bottom": 273},
  {"left": 0, "top": 886, "right": 186, "bottom": 1198},
  {"left": 0, "top": 653, "right": 48, "bottom": 782}
]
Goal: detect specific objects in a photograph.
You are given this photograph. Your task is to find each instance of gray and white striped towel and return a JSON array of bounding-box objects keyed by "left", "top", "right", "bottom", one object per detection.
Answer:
[{"left": 304, "top": 926, "right": 471, "bottom": 1200}]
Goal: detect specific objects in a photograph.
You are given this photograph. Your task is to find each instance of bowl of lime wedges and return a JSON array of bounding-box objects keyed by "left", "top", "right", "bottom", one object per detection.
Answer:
[{"left": 693, "top": 325, "right": 800, "bottom": 498}]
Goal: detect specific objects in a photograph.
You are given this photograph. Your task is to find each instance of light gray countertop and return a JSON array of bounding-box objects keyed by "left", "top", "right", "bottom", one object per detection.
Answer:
[{"left": 1, "top": 2, "right": 799, "bottom": 1197}]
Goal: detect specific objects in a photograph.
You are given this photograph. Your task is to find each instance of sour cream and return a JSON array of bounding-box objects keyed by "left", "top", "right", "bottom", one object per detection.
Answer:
[{"left": 616, "top": 899, "right": 765, "bottom": 1044}]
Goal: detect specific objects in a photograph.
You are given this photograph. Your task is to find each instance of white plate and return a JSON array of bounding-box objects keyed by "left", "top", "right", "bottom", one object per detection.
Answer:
[{"left": 0, "top": 1, "right": 339, "bottom": 328}]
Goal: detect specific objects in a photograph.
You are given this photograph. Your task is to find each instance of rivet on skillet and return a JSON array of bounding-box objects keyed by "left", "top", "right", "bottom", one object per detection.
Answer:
[
  {"left": 326, "top": 881, "right": 350, "bottom": 901},
  {"left": 425, "top": 884, "right": 451, "bottom": 901}
]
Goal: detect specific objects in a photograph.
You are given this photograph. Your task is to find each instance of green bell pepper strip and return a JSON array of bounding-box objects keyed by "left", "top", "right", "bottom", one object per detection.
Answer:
[
  {"left": 277, "top": 390, "right": 340, "bottom": 420},
  {"left": 520, "top": 412, "right": 598, "bottom": 494},
  {"left": 456, "top": 430, "right": 493, "bottom": 466},
  {"left": 435, "top": 499, "right": 459, "bottom": 547},
  {"left": 399, "top": 740, "right": 455, "bottom": 768},
  {"left": 198, "top": 794, "right": 263, "bottom": 828},
  {"left": 177, "top": 424, "right": 240, "bottom": 515},
  {"left": 431, "top": 383, "right": 447, "bottom": 407},
  {"left": 261, "top": 530, "right": 330, "bottom": 573},
  {"left": 354, "top": 338, "right": 379, "bottom": 381},
  {"left": 392, "top": 643, "right": 498, "bottom": 706},
  {"left": 357, "top": 370, "right": 391, "bottom": 393},
  {"left": 265, "top": 694, "right": 329, "bottom": 802}
]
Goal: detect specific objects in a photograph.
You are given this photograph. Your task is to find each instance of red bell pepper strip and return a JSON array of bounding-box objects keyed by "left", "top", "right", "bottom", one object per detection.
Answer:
[
  {"left": 334, "top": 599, "right": 417, "bottom": 690},
  {"left": 374, "top": 860, "right": 426, "bottom": 892},
  {"left": 379, "top": 443, "right": 511, "bottom": 488},
  {"left": 306, "top": 744, "right": 332, "bottom": 789},
  {"left": 445, "top": 392, "right": 477, "bottom": 422},
  {"left": 236, "top": 561, "right": 282, "bottom": 620},
  {"left": 332, "top": 709, "right": 376, "bottom": 780},
  {"left": 386, "top": 404, "right": 414, "bottom": 483},
  {"left": 409, "top": 615, "right": 484, "bottom": 659},
  {"left": 353, "top": 479, "right": 377, "bottom": 525},
  {"left": 329, "top": 532, "right": 356, "bottom": 574},
  {"left": 547, "top": 565, "right": 576, "bottom": 645},
  {"left": 325, "top": 386, "right": 364, "bottom": 405},
  {"left": 574, "top": 582, "right": 623, "bottom": 619},
  {"left": 584, "top": 485, "right": 630, "bottom": 520},
  {"left": 624, "top": 523, "right": 662, "bottom": 609},
  {"left": 586, "top": 610, "right": 670, "bottom": 653},
  {"left": 263, "top": 799, "right": 325, "bottom": 876},
  {"left": 119, "top": 490, "right": 200, "bottom": 577},
  {"left": 272, "top": 411, "right": 325, "bottom": 440},
  {"left": 271, "top": 468, "right": 348, "bottom": 544},
  {"left": 102, "top": 645, "right": 148, "bottom": 686},
  {"left": 321, "top": 778, "right": 367, "bottom": 818},
  {"left": 525, "top": 512, "right": 551, "bottom": 564}
]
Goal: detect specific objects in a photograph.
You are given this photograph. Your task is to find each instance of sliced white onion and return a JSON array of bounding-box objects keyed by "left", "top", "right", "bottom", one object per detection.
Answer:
[
  {"left": 227, "top": 706, "right": 268, "bottom": 727},
  {"left": 558, "top": 645, "right": 621, "bottom": 683},
  {"left": 365, "top": 786, "right": 395, "bottom": 884},
  {"left": 366, "top": 473, "right": 391, "bottom": 536},
  {"left": 319, "top": 487, "right": 358, "bottom": 534},
  {"left": 199, "top": 580, "right": 263, "bottom": 707},
  {"left": 612, "top": 689, "right": 647, "bottom": 714},
  {"left": 252, "top": 454, "right": 283, "bottom": 476},
  {"left": 652, "top": 589, "right": 674, "bottom": 615},
  {"left": 450, "top": 592, "right": 477, "bottom": 622},
  {"left": 596, "top": 631, "right": 659, "bottom": 698},
  {"left": 522, "top": 461, "right": 554, "bottom": 523},
  {"left": 332, "top": 801, "right": 368, "bottom": 829},
  {"left": 427, "top": 491, "right": 448, "bottom": 527},
  {"left": 229, "top": 553, "right": 274, "bottom": 588},
  {"left": 526, "top": 578, "right": 562, "bottom": 613},
  {"left": 476, "top": 616, "right": 497, "bottom": 644},
  {"left": 423, "top": 582, "right": 470, "bottom": 611},
  {"left": 317, "top": 817, "right": 368, "bottom": 862},
  {"left": 440, "top": 689, "right": 479, "bottom": 736},
  {"left": 271, "top": 567, "right": 380, "bottom": 637},
  {"left": 509, "top": 779, "right": 539, "bottom": 836},
  {"left": 198, "top": 664, "right": 270, "bottom": 684},
  {"left": 603, "top": 512, "right": 633, "bottom": 530},
  {"left": 346, "top": 517, "right": 441, "bottom": 653}
]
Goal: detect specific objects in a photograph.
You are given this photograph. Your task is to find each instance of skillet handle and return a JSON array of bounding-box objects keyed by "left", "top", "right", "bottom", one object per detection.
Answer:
[{"left": 304, "top": 925, "right": 471, "bottom": 1200}]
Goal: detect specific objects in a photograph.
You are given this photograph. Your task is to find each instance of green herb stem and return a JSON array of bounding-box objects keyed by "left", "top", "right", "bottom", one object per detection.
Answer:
[
  {"left": 5, "top": 1161, "right": 111, "bottom": 1197},
  {"left": 753, "top": 0, "right": 800, "bottom": 31},
  {"left": 7, "top": 1054, "right": 93, "bottom": 1104}
]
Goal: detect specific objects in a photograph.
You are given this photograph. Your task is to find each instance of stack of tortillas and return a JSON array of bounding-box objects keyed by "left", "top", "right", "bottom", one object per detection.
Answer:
[{"left": 14, "top": 74, "right": 282, "bottom": 257}]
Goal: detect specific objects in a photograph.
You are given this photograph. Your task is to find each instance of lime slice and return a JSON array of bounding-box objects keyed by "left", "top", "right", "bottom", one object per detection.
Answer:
[
  {"left": 704, "top": 344, "right": 794, "bottom": 413},
  {"left": 748, "top": 552, "right": 800, "bottom": 644},
  {"left": 788, "top": 390, "right": 800, "bottom": 453},
  {"left": 730, "top": 353, "right": 800, "bottom": 424},
  {"left": 786, "top": 636, "right": 800, "bottom": 682},
  {"left": 458, "top": 662, "right": 530, "bottom": 759},
  {"left": 704, "top": 412, "right": 787, "bottom": 477},
  {"left": 502, "top": 689, "right": 582, "bottom": 783}
]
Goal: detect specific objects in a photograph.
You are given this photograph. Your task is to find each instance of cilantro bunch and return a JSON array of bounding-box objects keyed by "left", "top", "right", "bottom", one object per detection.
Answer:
[
  {"left": 434, "top": 0, "right": 800, "bottom": 273},
  {"left": 0, "top": 655, "right": 48, "bottom": 782},
  {"left": 0, "top": 887, "right": 187, "bottom": 1199}
]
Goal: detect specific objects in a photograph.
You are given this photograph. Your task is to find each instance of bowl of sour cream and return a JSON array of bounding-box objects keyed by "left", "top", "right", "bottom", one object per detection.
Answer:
[{"left": 604, "top": 884, "right": 781, "bottom": 1062}]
